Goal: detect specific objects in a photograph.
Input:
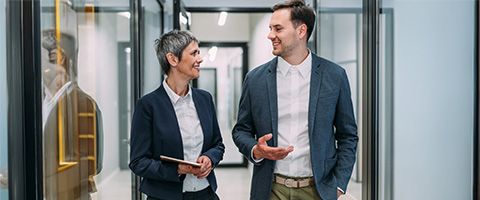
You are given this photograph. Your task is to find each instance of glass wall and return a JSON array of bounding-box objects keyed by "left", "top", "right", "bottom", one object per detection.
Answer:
[
  {"left": 141, "top": 0, "right": 164, "bottom": 95},
  {"left": 379, "top": 0, "right": 475, "bottom": 199},
  {"left": 40, "top": 0, "right": 133, "bottom": 199},
  {"left": 0, "top": 0, "right": 8, "bottom": 198},
  {"left": 317, "top": 2, "right": 363, "bottom": 199}
]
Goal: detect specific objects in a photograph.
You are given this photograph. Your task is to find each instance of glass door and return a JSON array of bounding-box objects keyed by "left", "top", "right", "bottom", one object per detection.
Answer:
[
  {"left": 39, "top": 0, "right": 134, "bottom": 199},
  {"left": 378, "top": 0, "right": 476, "bottom": 199},
  {"left": 140, "top": 0, "right": 164, "bottom": 95},
  {"left": 134, "top": 0, "right": 168, "bottom": 199},
  {"left": 317, "top": 1, "right": 363, "bottom": 199}
]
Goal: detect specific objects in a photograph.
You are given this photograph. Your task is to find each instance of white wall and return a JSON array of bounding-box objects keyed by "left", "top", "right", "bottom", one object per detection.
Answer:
[
  {"left": 78, "top": 13, "right": 120, "bottom": 184},
  {"left": 191, "top": 13, "right": 250, "bottom": 42},
  {"left": 248, "top": 13, "right": 274, "bottom": 70},
  {"left": 0, "top": 0, "right": 7, "bottom": 198},
  {"left": 392, "top": 1, "right": 474, "bottom": 199}
]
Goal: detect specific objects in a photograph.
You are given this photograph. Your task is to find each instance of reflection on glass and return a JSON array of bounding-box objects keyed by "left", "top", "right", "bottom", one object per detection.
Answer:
[
  {"left": 0, "top": 0, "right": 7, "bottom": 198},
  {"left": 76, "top": 3, "right": 133, "bottom": 200},
  {"left": 41, "top": 1, "right": 103, "bottom": 199},
  {"left": 317, "top": 10, "right": 362, "bottom": 199}
]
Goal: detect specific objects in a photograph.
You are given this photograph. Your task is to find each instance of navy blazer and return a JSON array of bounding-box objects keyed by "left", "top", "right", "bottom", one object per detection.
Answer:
[
  {"left": 129, "top": 84, "right": 225, "bottom": 199},
  {"left": 232, "top": 54, "right": 358, "bottom": 200}
]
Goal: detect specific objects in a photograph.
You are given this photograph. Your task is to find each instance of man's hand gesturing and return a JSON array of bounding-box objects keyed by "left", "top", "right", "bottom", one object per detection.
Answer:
[{"left": 253, "top": 133, "right": 294, "bottom": 160}]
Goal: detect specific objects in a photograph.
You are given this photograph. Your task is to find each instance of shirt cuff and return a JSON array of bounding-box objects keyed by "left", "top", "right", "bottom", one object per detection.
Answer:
[
  {"left": 337, "top": 187, "right": 345, "bottom": 194},
  {"left": 250, "top": 145, "right": 264, "bottom": 163}
]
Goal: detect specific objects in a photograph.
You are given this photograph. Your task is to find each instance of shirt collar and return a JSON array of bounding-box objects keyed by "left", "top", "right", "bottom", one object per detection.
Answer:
[
  {"left": 277, "top": 51, "right": 312, "bottom": 79},
  {"left": 163, "top": 78, "right": 192, "bottom": 104}
]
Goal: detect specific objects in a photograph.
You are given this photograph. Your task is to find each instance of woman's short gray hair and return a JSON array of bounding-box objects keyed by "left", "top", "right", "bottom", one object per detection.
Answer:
[{"left": 154, "top": 30, "right": 199, "bottom": 75}]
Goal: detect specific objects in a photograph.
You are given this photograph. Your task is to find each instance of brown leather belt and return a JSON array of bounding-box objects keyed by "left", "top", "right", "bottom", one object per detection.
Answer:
[{"left": 274, "top": 174, "right": 314, "bottom": 188}]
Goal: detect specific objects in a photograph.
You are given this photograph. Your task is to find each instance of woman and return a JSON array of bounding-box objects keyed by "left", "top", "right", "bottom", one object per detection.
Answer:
[{"left": 129, "top": 30, "right": 224, "bottom": 200}]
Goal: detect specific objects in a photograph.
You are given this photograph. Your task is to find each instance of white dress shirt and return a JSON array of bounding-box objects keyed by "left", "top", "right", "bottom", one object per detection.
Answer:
[
  {"left": 274, "top": 53, "right": 313, "bottom": 177},
  {"left": 163, "top": 79, "right": 209, "bottom": 192}
]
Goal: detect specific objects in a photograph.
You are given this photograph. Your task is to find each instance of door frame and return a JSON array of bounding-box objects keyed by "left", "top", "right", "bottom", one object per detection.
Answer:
[
  {"left": 7, "top": 0, "right": 43, "bottom": 199},
  {"left": 132, "top": 0, "right": 167, "bottom": 199},
  {"left": 193, "top": 42, "right": 249, "bottom": 168}
]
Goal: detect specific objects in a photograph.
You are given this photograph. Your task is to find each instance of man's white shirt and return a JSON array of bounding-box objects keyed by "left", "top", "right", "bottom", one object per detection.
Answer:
[{"left": 274, "top": 53, "right": 313, "bottom": 177}]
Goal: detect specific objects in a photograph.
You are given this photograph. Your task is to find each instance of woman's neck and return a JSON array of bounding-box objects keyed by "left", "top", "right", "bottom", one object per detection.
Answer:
[{"left": 166, "top": 75, "right": 189, "bottom": 96}]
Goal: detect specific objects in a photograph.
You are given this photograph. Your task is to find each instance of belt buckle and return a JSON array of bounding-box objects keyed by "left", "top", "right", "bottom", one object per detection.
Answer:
[{"left": 284, "top": 178, "right": 297, "bottom": 188}]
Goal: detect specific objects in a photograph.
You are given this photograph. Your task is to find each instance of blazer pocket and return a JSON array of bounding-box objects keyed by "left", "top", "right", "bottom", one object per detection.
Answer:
[{"left": 319, "top": 93, "right": 338, "bottom": 104}]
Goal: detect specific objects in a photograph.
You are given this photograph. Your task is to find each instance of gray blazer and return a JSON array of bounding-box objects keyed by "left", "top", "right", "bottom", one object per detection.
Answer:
[{"left": 232, "top": 54, "right": 358, "bottom": 200}]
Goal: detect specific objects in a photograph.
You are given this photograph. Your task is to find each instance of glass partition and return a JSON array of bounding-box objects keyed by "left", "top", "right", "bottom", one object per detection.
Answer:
[
  {"left": 378, "top": 0, "right": 475, "bottom": 199},
  {"left": 141, "top": 0, "right": 164, "bottom": 95},
  {"left": 317, "top": 7, "right": 363, "bottom": 199},
  {"left": 40, "top": 0, "right": 133, "bottom": 199}
]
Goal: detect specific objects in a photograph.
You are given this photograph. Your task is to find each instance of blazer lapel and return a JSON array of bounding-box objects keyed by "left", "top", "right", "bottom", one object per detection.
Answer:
[
  {"left": 159, "top": 84, "right": 184, "bottom": 158},
  {"left": 308, "top": 55, "right": 324, "bottom": 137},
  {"left": 266, "top": 58, "right": 279, "bottom": 147},
  {"left": 192, "top": 89, "right": 209, "bottom": 151}
]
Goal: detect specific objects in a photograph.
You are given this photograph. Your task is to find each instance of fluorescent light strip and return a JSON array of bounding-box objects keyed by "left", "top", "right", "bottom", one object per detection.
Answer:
[{"left": 217, "top": 12, "right": 228, "bottom": 26}]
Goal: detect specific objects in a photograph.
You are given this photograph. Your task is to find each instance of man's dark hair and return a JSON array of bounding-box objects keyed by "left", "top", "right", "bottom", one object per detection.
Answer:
[
  {"left": 273, "top": 0, "right": 316, "bottom": 41},
  {"left": 154, "top": 30, "right": 198, "bottom": 75}
]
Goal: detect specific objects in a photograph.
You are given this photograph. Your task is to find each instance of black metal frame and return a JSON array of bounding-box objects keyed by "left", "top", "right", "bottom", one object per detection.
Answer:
[
  {"left": 131, "top": 0, "right": 142, "bottom": 199},
  {"left": 132, "top": 0, "right": 166, "bottom": 199},
  {"left": 7, "top": 0, "right": 43, "bottom": 199},
  {"left": 194, "top": 42, "right": 249, "bottom": 168},
  {"left": 362, "top": 0, "right": 380, "bottom": 200},
  {"left": 174, "top": 0, "right": 190, "bottom": 30}
]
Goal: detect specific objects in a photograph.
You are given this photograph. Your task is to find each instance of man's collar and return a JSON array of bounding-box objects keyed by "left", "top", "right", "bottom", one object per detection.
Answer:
[{"left": 277, "top": 51, "right": 312, "bottom": 78}]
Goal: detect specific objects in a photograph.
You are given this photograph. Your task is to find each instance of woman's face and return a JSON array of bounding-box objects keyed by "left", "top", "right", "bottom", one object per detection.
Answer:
[{"left": 174, "top": 41, "right": 203, "bottom": 80}]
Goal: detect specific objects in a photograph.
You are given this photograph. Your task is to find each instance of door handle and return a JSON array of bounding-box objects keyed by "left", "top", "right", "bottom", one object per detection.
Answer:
[{"left": 0, "top": 170, "right": 7, "bottom": 189}]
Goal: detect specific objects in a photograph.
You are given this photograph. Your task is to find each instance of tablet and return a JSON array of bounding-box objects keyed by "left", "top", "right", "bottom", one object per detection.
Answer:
[{"left": 160, "top": 155, "right": 202, "bottom": 168}]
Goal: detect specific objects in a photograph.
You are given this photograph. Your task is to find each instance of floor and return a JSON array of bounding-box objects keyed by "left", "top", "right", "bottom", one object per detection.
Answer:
[{"left": 91, "top": 168, "right": 361, "bottom": 200}]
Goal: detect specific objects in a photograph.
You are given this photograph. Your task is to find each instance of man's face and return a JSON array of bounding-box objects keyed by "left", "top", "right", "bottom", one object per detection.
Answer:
[
  {"left": 41, "top": 46, "right": 69, "bottom": 99},
  {"left": 267, "top": 8, "right": 302, "bottom": 57},
  {"left": 175, "top": 41, "right": 203, "bottom": 80}
]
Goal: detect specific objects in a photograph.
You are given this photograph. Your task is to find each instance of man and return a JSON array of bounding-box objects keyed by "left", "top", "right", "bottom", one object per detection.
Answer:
[
  {"left": 232, "top": 0, "right": 358, "bottom": 200},
  {"left": 41, "top": 1, "right": 104, "bottom": 198}
]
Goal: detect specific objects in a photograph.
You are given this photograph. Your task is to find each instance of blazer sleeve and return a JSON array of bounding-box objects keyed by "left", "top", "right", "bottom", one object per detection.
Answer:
[
  {"left": 232, "top": 74, "right": 262, "bottom": 164},
  {"left": 333, "top": 70, "right": 359, "bottom": 191},
  {"left": 129, "top": 98, "right": 182, "bottom": 182},
  {"left": 201, "top": 93, "right": 225, "bottom": 168}
]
